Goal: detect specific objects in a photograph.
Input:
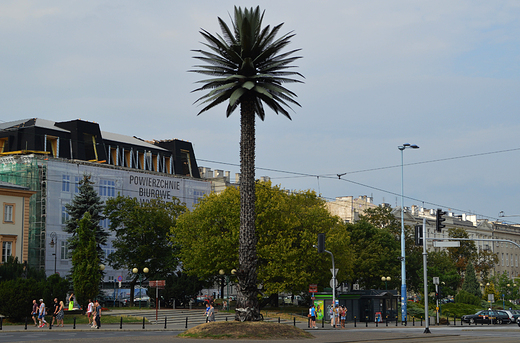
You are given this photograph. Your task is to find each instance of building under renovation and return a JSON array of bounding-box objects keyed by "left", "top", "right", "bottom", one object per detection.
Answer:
[{"left": 0, "top": 118, "right": 210, "bottom": 280}]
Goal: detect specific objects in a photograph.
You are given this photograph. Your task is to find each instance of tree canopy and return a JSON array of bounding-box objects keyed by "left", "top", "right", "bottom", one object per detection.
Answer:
[
  {"left": 174, "top": 182, "right": 352, "bottom": 297},
  {"left": 104, "top": 196, "right": 187, "bottom": 304}
]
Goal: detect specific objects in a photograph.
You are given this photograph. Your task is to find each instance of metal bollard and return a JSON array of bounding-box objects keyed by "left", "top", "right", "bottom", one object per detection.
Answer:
[
  {"left": 73, "top": 317, "right": 76, "bottom": 329},
  {"left": 142, "top": 317, "right": 145, "bottom": 329},
  {"left": 186, "top": 317, "right": 188, "bottom": 329},
  {"left": 420, "top": 317, "right": 423, "bottom": 326},
  {"left": 376, "top": 318, "right": 378, "bottom": 327},
  {"left": 366, "top": 316, "right": 368, "bottom": 327},
  {"left": 413, "top": 316, "right": 415, "bottom": 326},
  {"left": 278, "top": 317, "right": 280, "bottom": 323},
  {"left": 0, "top": 317, "right": 3, "bottom": 330},
  {"left": 226, "top": 317, "right": 228, "bottom": 322},
  {"left": 308, "top": 316, "right": 310, "bottom": 328},
  {"left": 354, "top": 316, "right": 356, "bottom": 327},
  {"left": 294, "top": 317, "right": 296, "bottom": 326},
  {"left": 25, "top": 317, "right": 28, "bottom": 330},
  {"left": 49, "top": 320, "right": 52, "bottom": 330},
  {"left": 386, "top": 316, "right": 388, "bottom": 327},
  {"left": 322, "top": 317, "right": 324, "bottom": 328},
  {"left": 164, "top": 316, "right": 167, "bottom": 329},
  {"left": 396, "top": 316, "right": 398, "bottom": 326},
  {"left": 120, "top": 316, "right": 123, "bottom": 329}
]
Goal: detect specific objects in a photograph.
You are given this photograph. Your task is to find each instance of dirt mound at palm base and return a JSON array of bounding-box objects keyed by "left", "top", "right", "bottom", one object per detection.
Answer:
[{"left": 179, "top": 321, "right": 314, "bottom": 340}]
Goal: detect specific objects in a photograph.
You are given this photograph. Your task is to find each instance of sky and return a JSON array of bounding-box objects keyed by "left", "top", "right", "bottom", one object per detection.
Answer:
[{"left": 1, "top": 0, "right": 520, "bottom": 223}]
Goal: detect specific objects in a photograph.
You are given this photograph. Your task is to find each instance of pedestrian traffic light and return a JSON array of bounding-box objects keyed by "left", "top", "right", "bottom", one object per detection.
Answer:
[
  {"left": 317, "top": 233, "right": 325, "bottom": 253},
  {"left": 414, "top": 225, "right": 423, "bottom": 246},
  {"left": 435, "top": 291, "right": 439, "bottom": 300},
  {"left": 436, "top": 209, "right": 446, "bottom": 232}
]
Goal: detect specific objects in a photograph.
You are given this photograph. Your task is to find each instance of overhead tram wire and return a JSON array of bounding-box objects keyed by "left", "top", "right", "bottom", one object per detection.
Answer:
[{"left": 199, "top": 147, "right": 520, "bottom": 223}]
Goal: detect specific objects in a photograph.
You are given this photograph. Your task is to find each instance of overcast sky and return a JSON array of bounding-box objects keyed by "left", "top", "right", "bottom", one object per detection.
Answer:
[{"left": 2, "top": 1, "right": 520, "bottom": 223}]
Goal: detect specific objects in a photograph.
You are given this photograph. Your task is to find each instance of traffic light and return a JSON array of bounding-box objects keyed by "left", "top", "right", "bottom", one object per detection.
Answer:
[
  {"left": 435, "top": 291, "right": 439, "bottom": 300},
  {"left": 317, "top": 233, "right": 325, "bottom": 253},
  {"left": 436, "top": 209, "right": 446, "bottom": 232},
  {"left": 414, "top": 225, "right": 423, "bottom": 246}
]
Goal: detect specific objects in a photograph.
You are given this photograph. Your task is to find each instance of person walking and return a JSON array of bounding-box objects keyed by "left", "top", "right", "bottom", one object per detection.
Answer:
[
  {"left": 31, "top": 300, "right": 39, "bottom": 327},
  {"left": 207, "top": 302, "right": 215, "bottom": 322},
  {"left": 94, "top": 300, "right": 101, "bottom": 329},
  {"left": 87, "top": 299, "right": 94, "bottom": 325},
  {"left": 38, "top": 299, "right": 48, "bottom": 328},
  {"left": 56, "top": 301, "right": 65, "bottom": 327},
  {"left": 204, "top": 302, "right": 210, "bottom": 322},
  {"left": 51, "top": 298, "right": 59, "bottom": 327},
  {"left": 340, "top": 306, "right": 346, "bottom": 328},
  {"left": 309, "top": 304, "right": 317, "bottom": 329}
]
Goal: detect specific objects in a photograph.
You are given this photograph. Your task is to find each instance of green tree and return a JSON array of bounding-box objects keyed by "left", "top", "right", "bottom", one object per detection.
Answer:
[
  {"left": 71, "top": 212, "right": 102, "bottom": 312},
  {"left": 447, "top": 227, "right": 477, "bottom": 277},
  {"left": 346, "top": 220, "right": 400, "bottom": 290},
  {"left": 104, "top": 196, "right": 186, "bottom": 305},
  {"left": 462, "top": 262, "right": 481, "bottom": 298},
  {"left": 0, "top": 256, "right": 46, "bottom": 282},
  {"left": 65, "top": 174, "right": 108, "bottom": 263},
  {"left": 174, "top": 182, "right": 350, "bottom": 300},
  {"left": 160, "top": 271, "right": 209, "bottom": 308},
  {"left": 474, "top": 249, "right": 498, "bottom": 282},
  {"left": 426, "top": 251, "right": 460, "bottom": 298},
  {"left": 190, "top": 6, "right": 303, "bottom": 321}
]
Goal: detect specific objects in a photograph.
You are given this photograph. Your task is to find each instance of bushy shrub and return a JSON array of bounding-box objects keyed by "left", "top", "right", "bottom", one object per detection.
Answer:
[
  {"left": 0, "top": 278, "right": 42, "bottom": 321},
  {"left": 455, "top": 290, "right": 480, "bottom": 306},
  {"left": 441, "top": 302, "right": 481, "bottom": 318}
]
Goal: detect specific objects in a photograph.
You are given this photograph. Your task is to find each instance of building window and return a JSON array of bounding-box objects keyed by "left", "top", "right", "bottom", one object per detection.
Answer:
[
  {"left": 3, "top": 203, "right": 14, "bottom": 223},
  {"left": 62, "top": 175, "right": 70, "bottom": 192},
  {"left": 60, "top": 241, "right": 70, "bottom": 260},
  {"left": 502, "top": 253, "right": 504, "bottom": 266},
  {"left": 2, "top": 241, "right": 12, "bottom": 262},
  {"left": 100, "top": 217, "right": 111, "bottom": 229},
  {"left": 506, "top": 253, "right": 509, "bottom": 266},
  {"left": 74, "top": 176, "right": 80, "bottom": 194},
  {"left": 61, "top": 205, "right": 69, "bottom": 224},
  {"left": 99, "top": 180, "right": 115, "bottom": 197}
]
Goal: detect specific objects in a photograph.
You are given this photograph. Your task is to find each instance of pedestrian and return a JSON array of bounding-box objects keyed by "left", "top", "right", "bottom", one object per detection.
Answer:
[
  {"left": 51, "top": 298, "right": 59, "bottom": 326},
  {"left": 56, "top": 301, "right": 65, "bottom": 327},
  {"left": 87, "top": 299, "right": 94, "bottom": 325},
  {"left": 204, "top": 302, "right": 210, "bottom": 322},
  {"left": 309, "top": 304, "right": 317, "bottom": 329},
  {"left": 31, "top": 299, "right": 39, "bottom": 327},
  {"left": 94, "top": 300, "right": 101, "bottom": 329},
  {"left": 207, "top": 302, "right": 215, "bottom": 322},
  {"left": 329, "top": 305, "right": 334, "bottom": 327},
  {"left": 68, "top": 293, "right": 75, "bottom": 311},
  {"left": 340, "top": 306, "right": 346, "bottom": 328},
  {"left": 38, "top": 299, "right": 48, "bottom": 328}
]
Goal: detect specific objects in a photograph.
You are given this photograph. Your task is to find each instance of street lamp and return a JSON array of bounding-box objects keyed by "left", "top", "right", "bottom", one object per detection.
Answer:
[
  {"left": 49, "top": 232, "right": 57, "bottom": 274},
  {"left": 381, "top": 276, "right": 391, "bottom": 290},
  {"left": 218, "top": 269, "right": 237, "bottom": 308},
  {"left": 132, "top": 267, "right": 149, "bottom": 309},
  {"left": 398, "top": 143, "right": 419, "bottom": 323}
]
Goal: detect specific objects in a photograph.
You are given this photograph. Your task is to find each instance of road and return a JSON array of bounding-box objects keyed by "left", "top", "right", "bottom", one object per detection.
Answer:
[{"left": 1, "top": 309, "right": 520, "bottom": 342}]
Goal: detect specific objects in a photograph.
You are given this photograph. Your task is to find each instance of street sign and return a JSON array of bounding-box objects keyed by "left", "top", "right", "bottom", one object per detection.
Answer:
[
  {"left": 149, "top": 280, "right": 166, "bottom": 289},
  {"left": 433, "top": 241, "right": 461, "bottom": 248},
  {"left": 433, "top": 277, "right": 439, "bottom": 285},
  {"left": 118, "top": 275, "right": 123, "bottom": 282},
  {"left": 330, "top": 278, "right": 338, "bottom": 288},
  {"left": 309, "top": 284, "right": 318, "bottom": 293},
  {"left": 330, "top": 269, "right": 338, "bottom": 277}
]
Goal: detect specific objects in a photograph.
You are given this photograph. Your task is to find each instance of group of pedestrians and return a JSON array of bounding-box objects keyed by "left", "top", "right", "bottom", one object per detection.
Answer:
[
  {"left": 204, "top": 302, "right": 215, "bottom": 322},
  {"left": 86, "top": 299, "right": 102, "bottom": 328},
  {"left": 309, "top": 303, "right": 349, "bottom": 329},
  {"left": 31, "top": 298, "right": 64, "bottom": 328}
]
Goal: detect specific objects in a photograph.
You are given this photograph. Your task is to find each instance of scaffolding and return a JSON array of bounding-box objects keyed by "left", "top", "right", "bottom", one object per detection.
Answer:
[{"left": 0, "top": 155, "right": 47, "bottom": 270}]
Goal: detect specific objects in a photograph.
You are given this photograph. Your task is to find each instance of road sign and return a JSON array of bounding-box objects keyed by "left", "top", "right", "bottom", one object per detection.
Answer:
[
  {"left": 309, "top": 284, "right": 318, "bottom": 293},
  {"left": 149, "top": 280, "right": 166, "bottom": 289},
  {"left": 433, "top": 241, "right": 461, "bottom": 248},
  {"left": 118, "top": 275, "right": 123, "bottom": 282},
  {"left": 330, "top": 269, "right": 338, "bottom": 277},
  {"left": 330, "top": 278, "right": 338, "bottom": 288}
]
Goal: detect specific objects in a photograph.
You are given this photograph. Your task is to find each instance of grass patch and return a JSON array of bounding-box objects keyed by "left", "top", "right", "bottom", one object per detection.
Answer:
[{"left": 179, "top": 321, "right": 313, "bottom": 340}]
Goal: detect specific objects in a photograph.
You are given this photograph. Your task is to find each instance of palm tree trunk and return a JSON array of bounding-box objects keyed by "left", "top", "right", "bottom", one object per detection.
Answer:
[{"left": 235, "top": 96, "right": 261, "bottom": 321}]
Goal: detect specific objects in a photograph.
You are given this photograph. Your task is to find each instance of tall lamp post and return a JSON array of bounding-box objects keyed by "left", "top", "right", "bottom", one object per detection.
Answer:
[
  {"left": 398, "top": 143, "right": 419, "bottom": 323},
  {"left": 132, "top": 267, "right": 149, "bottom": 309},
  {"left": 49, "top": 232, "right": 57, "bottom": 274}
]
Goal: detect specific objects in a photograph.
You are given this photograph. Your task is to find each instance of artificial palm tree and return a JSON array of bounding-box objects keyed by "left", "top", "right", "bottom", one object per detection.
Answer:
[{"left": 190, "top": 6, "right": 303, "bottom": 321}]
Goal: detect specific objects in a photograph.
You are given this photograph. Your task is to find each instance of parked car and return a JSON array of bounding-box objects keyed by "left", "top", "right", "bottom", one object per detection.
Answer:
[
  {"left": 462, "top": 310, "right": 511, "bottom": 324},
  {"left": 501, "top": 310, "right": 520, "bottom": 323}
]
